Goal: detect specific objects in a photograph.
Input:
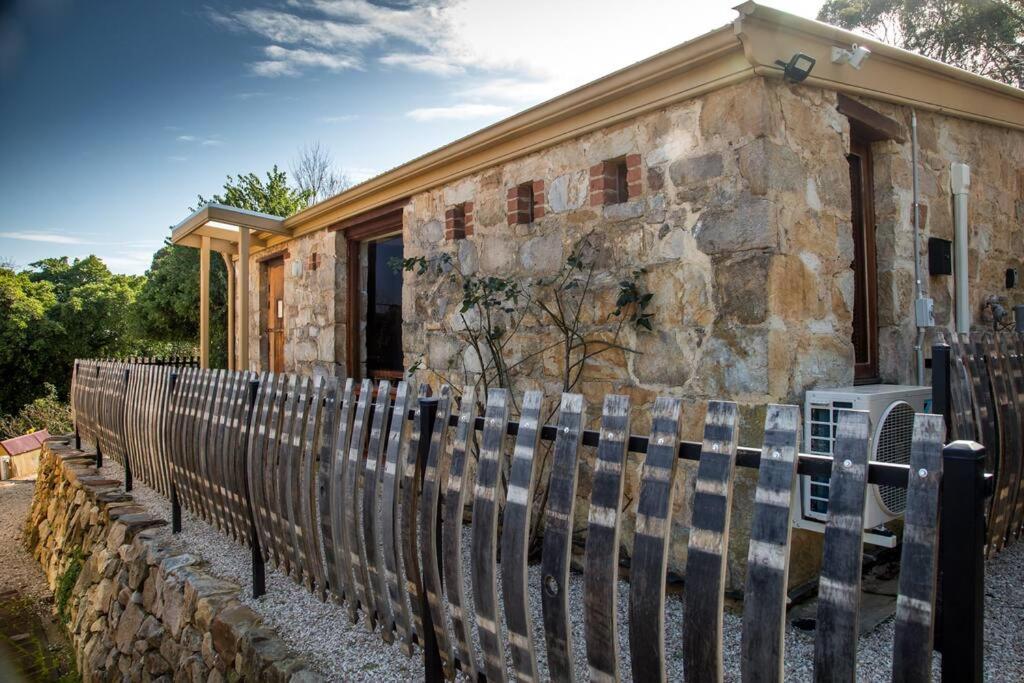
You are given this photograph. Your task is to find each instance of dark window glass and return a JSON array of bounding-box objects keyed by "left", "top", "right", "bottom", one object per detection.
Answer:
[{"left": 365, "top": 235, "right": 404, "bottom": 377}]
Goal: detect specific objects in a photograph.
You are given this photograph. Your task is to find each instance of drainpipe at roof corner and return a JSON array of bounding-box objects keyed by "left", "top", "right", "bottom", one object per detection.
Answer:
[
  {"left": 952, "top": 162, "right": 972, "bottom": 335},
  {"left": 911, "top": 110, "right": 930, "bottom": 386}
]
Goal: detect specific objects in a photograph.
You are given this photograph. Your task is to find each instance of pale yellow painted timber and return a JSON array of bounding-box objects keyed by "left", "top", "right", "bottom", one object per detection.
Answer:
[{"left": 200, "top": 235, "right": 210, "bottom": 369}]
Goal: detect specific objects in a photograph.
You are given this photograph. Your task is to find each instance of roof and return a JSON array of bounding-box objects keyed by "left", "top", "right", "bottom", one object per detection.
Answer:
[
  {"left": 1, "top": 429, "right": 50, "bottom": 457},
  {"left": 170, "top": 203, "right": 290, "bottom": 254},
  {"left": 173, "top": 2, "right": 1024, "bottom": 251}
]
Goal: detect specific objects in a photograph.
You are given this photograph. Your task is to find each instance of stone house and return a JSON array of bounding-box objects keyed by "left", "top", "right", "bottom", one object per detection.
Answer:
[{"left": 170, "top": 3, "right": 1024, "bottom": 588}]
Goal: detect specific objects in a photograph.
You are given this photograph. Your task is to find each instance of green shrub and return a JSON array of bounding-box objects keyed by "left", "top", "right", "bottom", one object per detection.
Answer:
[
  {"left": 55, "top": 547, "right": 84, "bottom": 625},
  {"left": 0, "top": 383, "right": 72, "bottom": 440}
]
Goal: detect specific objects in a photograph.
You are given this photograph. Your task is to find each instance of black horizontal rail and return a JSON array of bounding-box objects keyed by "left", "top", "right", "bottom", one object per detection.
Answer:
[{"left": 445, "top": 412, "right": 912, "bottom": 488}]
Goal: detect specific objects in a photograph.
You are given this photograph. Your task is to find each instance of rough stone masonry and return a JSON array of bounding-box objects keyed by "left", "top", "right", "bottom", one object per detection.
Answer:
[{"left": 23, "top": 438, "right": 321, "bottom": 683}]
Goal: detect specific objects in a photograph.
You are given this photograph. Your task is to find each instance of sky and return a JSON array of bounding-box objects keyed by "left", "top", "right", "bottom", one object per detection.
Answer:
[{"left": 0, "top": 0, "right": 822, "bottom": 275}]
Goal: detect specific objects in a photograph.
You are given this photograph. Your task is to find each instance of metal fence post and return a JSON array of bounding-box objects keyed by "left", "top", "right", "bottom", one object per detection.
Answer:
[
  {"left": 169, "top": 371, "right": 181, "bottom": 534},
  {"left": 931, "top": 343, "right": 951, "bottom": 432},
  {"left": 936, "top": 439, "right": 986, "bottom": 682},
  {"left": 171, "top": 484, "right": 182, "bottom": 533},
  {"left": 73, "top": 361, "right": 82, "bottom": 451},
  {"left": 243, "top": 379, "right": 266, "bottom": 599},
  {"left": 95, "top": 365, "right": 103, "bottom": 469},
  {"left": 123, "top": 367, "right": 133, "bottom": 492},
  {"left": 416, "top": 397, "right": 443, "bottom": 682}
]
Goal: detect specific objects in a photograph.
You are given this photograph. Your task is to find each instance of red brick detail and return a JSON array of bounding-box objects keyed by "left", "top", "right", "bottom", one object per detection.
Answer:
[
  {"left": 590, "top": 160, "right": 626, "bottom": 206},
  {"left": 507, "top": 184, "right": 535, "bottom": 225},
  {"left": 464, "top": 201, "right": 474, "bottom": 237},
  {"left": 532, "top": 179, "right": 546, "bottom": 219},
  {"left": 445, "top": 204, "right": 467, "bottom": 240},
  {"left": 306, "top": 252, "right": 320, "bottom": 271},
  {"left": 626, "top": 153, "right": 643, "bottom": 199}
]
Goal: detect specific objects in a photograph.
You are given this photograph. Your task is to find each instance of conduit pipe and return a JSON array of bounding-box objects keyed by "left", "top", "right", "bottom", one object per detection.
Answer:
[
  {"left": 911, "top": 111, "right": 929, "bottom": 385},
  {"left": 952, "top": 162, "right": 972, "bottom": 334}
]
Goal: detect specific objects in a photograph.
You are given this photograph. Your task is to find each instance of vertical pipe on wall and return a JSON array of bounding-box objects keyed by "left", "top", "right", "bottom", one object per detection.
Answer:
[
  {"left": 911, "top": 110, "right": 927, "bottom": 385},
  {"left": 239, "top": 228, "right": 251, "bottom": 372},
  {"left": 200, "top": 235, "right": 211, "bottom": 369},
  {"left": 952, "top": 163, "right": 972, "bottom": 334}
]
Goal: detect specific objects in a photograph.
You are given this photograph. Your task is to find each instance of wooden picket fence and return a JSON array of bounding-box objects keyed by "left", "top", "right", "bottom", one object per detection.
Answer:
[
  {"left": 938, "top": 331, "right": 1024, "bottom": 555},
  {"left": 69, "top": 358, "right": 982, "bottom": 682}
]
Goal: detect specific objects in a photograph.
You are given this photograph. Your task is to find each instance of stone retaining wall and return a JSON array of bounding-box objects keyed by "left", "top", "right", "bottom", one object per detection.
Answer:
[{"left": 23, "top": 438, "right": 321, "bottom": 683}]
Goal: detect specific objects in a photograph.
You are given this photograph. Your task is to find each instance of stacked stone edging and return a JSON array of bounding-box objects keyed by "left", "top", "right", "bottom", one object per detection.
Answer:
[{"left": 23, "top": 439, "right": 322, "bottom": 682}]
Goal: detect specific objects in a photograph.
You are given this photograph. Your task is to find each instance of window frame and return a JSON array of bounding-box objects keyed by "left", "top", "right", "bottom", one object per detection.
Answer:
[{"left": 849, "top": 135, "right": 879, "bottom": 383}]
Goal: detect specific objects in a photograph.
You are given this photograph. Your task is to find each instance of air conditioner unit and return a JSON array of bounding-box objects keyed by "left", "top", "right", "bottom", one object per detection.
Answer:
[{"left": 795, "top": 385, "right": 932, "bottom": 545}]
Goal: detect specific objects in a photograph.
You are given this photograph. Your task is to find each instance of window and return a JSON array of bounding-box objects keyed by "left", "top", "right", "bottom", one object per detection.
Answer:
[
  {"left": 590, "top": 154, "right": 641, "bottom": 206},
  {"left": 445, "top": 202, "right": 473, "bottom": 240},
  {"left": 508, "top": 182, "right": 544, "bottom": 225},
  {"left": 364, "top": 235, "right": 404, "bottom": 380},
  {"left": 849, "top": 135, "right": 878, "bottom": 382}
]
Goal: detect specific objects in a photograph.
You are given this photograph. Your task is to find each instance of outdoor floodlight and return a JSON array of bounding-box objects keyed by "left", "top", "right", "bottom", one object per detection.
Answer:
[
  {"left": 775, "top": 52, "right": 816, "bottom": 83},
  {"left": 831, "top": 44, "right": 871, "bottom": 69}
]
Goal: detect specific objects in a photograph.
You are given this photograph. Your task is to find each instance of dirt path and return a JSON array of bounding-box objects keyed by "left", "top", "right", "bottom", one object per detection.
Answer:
[{"left": 0, "top": 477, "right": 77, "bottom": 681}]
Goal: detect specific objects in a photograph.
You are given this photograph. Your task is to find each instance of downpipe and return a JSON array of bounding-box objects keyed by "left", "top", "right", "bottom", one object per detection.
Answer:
[
  {"left": 952, "top": 162, "right": 972, "bottom": 334},
  {"left": 911, "top": 110, "right": 931, "bottom": 386}
]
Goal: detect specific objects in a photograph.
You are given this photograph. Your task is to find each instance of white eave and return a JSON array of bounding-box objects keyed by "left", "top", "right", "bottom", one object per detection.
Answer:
[{"left": 170, "top": 203, "right": 289, "bottom": 254}]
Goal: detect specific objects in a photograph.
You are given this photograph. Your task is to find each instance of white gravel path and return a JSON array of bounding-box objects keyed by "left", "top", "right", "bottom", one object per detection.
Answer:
[
  {"left": 93, "top": 457, "right": 1024, "bottom": 682},
  {"left": 0, "top": 475, "right": 52, "bottom": 604}
]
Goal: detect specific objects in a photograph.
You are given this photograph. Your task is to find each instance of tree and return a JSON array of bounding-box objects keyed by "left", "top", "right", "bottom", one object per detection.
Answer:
[
  {"left": 197, "top": 165, "right": 312, "bottom": 216},
  {"left": 0, "top": 266, "right": 58, "bottom": 414},
  {"left": 819, "top": 0, "right": 1024, "bottom": 87},
  {"left": 132, "top": 243, "right": 229, "bottom": 367},
  {"left": 0, "top": 257, "right": 147, "bottom": 414},
  {"left": 291, "top": 142, "right": 350, "bottom": 204}
]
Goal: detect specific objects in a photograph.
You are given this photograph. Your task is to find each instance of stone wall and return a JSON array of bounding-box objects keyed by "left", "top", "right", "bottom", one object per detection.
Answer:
[
  {"left": 23, "top": 439, "right": 321, "bottom": 683},
  {"left": 399, "top": 76, "right": 1024, "bottom": 589},
  {"left": 234, "top": 75, "right": 1024, "bottom": 591},
  {"left": 243, "top": 230, "right": 348, "bottom": 380}
]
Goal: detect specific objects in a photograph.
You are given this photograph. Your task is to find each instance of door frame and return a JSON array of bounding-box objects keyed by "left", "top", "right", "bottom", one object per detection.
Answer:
[
  {"left": 849, "top": 134, "right": 879, "bottom": 383},
  {"left": 333, "top": 201, "right": 406, "bottom": 379}
]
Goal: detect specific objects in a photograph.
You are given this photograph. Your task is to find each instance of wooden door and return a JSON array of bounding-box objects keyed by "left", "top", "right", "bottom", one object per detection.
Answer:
[{"left": 266, "top": 258, "right": 285, "bottom": 373}]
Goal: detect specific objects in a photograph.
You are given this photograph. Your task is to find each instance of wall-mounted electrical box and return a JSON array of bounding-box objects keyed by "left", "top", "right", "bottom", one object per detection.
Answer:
[{"left": 928, "top": 237, "right": 952, "bottom": 275}]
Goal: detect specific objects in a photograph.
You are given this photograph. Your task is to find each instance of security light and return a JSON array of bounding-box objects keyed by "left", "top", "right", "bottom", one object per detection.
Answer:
[
  {"left": 774, "top": 53, "right": 816, "bottom": 83},
  {"left": 831, "top": 44, "right": 871, "bottom": 69}
]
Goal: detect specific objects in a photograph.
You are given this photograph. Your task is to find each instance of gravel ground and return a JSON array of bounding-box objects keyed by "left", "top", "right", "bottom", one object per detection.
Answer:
[
  {"left": 94, "top": 458, "right": 1024, "bottom": 682},
  {"left": 0, "top": 476, "right": 52, "bottom": 604}
]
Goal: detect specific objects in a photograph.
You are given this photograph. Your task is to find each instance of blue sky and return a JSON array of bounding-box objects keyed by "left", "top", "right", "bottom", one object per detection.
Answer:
[{"left": 0, "top": 0, "right": 821, "bottom": 274}]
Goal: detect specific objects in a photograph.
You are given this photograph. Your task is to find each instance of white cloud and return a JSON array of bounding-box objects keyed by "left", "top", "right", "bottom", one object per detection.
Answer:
[
  {"left": 97, "top": 251, "right": 156, "bottom": 275},
  {"left": 212, "top": 0, "right": 824, "bottom": 100},
  {"left": 455, "top": 77, "right": 564, "bottom": 105},
  {"left": 380, "top": 52, "right": 464, "bottom": 77},
  {"left": 176, "top": 134, "right": 224, "bottom": 146},
  {"left": 0, "top": 231, "right": 87, "bottom": 245},
  {"left": 252, "top": 45, "right": 361, "bottom": 77},
  {"left": 214, "top": 8, "right": 382, "bottom": 51},
  {"left": 168, "top": 155, "right": 189, "bottom": 162},
  {"left": 406, "top": 103, "right": 512, "bottom": 121},
  {"left": 319, "top": 114, "right": 359, "bottom": 124},
  {"left": 234, "top": 91, "right": 269, "bottom": 100}
]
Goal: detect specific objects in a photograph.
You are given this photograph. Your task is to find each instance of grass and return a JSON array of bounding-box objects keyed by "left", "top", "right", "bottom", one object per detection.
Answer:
[{"left": 55, "top": 547, "right": 84, "bottom": 626}]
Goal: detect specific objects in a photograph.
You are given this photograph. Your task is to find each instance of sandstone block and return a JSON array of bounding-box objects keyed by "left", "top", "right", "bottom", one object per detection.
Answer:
[
  {"left": 668, "top": 152, "right": 724, "bottom": 188},
  {"left": 714, "top": 252, "right": 771, "bottom": 324},
  {"left": 114, "top": 602, "right": 145, "bottom": 654},
  {"left": 737, "top": 137, "right": 804, "bottom": 196},
  {"left": 694, "top": 194, "right": 776, "bottom": 255}
]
